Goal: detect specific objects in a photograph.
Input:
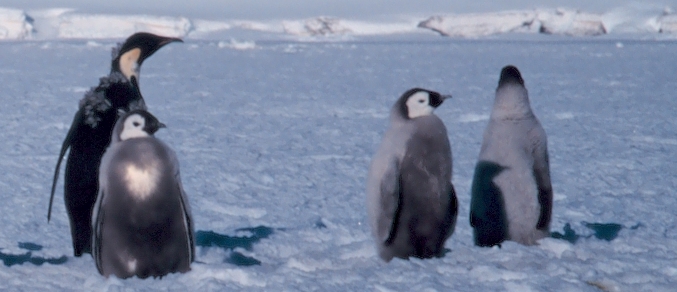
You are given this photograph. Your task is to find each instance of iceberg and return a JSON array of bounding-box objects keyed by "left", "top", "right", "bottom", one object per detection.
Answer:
[
  {"left": 0, "top": 5, "right": 676, "bottom": 41},
  {"left": 0, "top": 8, "right": 34, "bottom": 40},
  {"left": 537, "top": 9, "right": 606, "bottom": 36},
  {"left": 418, "top": 9, "right": 608, "bottom": 37},
  {"left": 659, "top": 15, "right": 677, "bottom": 33},
  {"left": 417, "top": 11, "right": 538, "bottom": 37},
  {"left": 283, "top": 17, "right": 352, "bottom": 36},
  {"left": 56, "top": 13, "right": 193, "bottom": 39}
]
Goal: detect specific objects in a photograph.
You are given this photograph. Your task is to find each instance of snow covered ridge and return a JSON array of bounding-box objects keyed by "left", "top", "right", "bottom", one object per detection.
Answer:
[
  {"left": 660, "top": 14, "right": 677, "bottom": 33},
  {"left": 418, "top": 9, "right": 607, "bottom": 37},
  {"left": 538, "top": 9, "right": 606, "bottom": 36},
  {"left": 418, "top": 7, "right": 677, "bottom": 37},
  {"left": 281, "top": 16, "right": 419, "bottom": 36},
  {"left": 1, "top": 6, "right": 677, "bottom": 40},
  {"left": 0, "top": 8, "right": 34, "bottom": 40},
  {"left": 57, "top": 13, "right": 192, "bottom": 39}
]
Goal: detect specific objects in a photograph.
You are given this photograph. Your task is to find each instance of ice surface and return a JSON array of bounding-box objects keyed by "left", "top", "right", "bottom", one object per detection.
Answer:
[
  {"left": 217, "top": 39, "right": 257, "bottom": 50},
  {"left": 0, "top": 31, "right": 676, "bottom": 291}
]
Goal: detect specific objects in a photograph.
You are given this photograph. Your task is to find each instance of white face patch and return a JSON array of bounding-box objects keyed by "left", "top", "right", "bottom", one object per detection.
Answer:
[
  {"left": 119, "top": 48, "right": 141, "bottom": 80},
  {"left": 405, "top": 91, "right": 434, "bottom": 119},
  {"left": 119, "top": 114, "right": 149, "bottom": 141},
  {"left": 124, "top": 162, "right": 160, "bottom": 201}
]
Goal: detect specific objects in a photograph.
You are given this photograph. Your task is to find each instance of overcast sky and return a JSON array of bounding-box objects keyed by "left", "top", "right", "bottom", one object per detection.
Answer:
[{"left": 4, "top": 0, "right": 676, "bottom": 20}]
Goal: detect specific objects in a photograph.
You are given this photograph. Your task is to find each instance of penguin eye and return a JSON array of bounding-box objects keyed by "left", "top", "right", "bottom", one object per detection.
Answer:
[
  {"left": 133, "top": 121, "right": 140, "bottom": 127},
  {"left": 418, "top": 99, "right": 425, "bottom": 104}
]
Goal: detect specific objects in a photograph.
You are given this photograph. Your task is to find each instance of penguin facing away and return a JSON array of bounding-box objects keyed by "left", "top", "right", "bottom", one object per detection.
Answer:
[
  {"left": 470, "top": 65, "right": 553, "bottom": 247},
  {"left": 367, "top": 88, "right": 458, "bottom": 262},
  {"left": 92, "top": 110, "right": 194, "bottom": 279},
  {"left": 48, "top": 32, "right": 183, "bottom": 257}
]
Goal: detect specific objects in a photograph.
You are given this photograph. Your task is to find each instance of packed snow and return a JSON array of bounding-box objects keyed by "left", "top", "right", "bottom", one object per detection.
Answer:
[
  {"left": 1, "top": 5, "right": 677, "bottom": 40},
  {"left": 0, "top": 30, "right": 676, "bottom": 290}
]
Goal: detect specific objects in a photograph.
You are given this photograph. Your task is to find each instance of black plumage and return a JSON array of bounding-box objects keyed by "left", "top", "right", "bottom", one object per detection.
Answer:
[{"left": 48, "top": 32, "right": 182, "bottom": 257}]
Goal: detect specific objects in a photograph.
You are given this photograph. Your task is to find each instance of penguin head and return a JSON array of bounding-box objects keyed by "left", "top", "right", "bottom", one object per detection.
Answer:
[
  {"left": 112, "top": 32, "right": 183, "bottom": 82},
  {"left": 116, "top": 110, "right": 166, "bottom": 142},
  {"left": 492, "top": 65, "right": 534, "bottom": 120},
  {"left": 498, "top": 65, "right": 524, "bottom": 88},
  {"left": 397, "top": 88, "right": 451, "bottom": 119}
]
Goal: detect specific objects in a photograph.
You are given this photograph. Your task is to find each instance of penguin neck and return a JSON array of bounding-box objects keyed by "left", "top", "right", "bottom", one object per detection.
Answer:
[
  {"left": 490, "top": 85, "right": 534, "bottom": 120},
  {"left": 116, "top": 47, "right": 142, "bottom": 80},
  {"left": 106, "top": 76, "right": 143, "bottom": 107},
  {"left": 389, "top": 109, "right": 417, "bottom": 129}
]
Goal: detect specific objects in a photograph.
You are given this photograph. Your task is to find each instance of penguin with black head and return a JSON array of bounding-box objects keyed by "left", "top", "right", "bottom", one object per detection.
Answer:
[
  {"left": 48, "top": 32, "right": 182, "bottom": 257},
  {"left": 470, "top": 65, "right": 553, "bottom": 247},
  {"left": 367, "top": 88, "right": 458, "bottom": 262}
]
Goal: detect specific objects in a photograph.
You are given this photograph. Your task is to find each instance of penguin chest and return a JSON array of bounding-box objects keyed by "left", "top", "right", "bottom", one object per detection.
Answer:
[
  {"left": 493, "top": 163, "right": 541, "bottom": 237},
  {"left": 123, "top": 161, "right": 161, "bottom": 201}
]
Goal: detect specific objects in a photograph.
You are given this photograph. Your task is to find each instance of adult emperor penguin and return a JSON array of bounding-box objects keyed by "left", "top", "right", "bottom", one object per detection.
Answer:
[
  {"left": 470, "top": 65, "right": 553, "bottom": 247},
  {"left": 92, "top": 110, "right": 194, "bottom": 279},
  {"left": 366, "top": 88, "right": 458, "bottom": 262},
  {"left": 48, "top": 32, "right": 183, "bottom": 257}
]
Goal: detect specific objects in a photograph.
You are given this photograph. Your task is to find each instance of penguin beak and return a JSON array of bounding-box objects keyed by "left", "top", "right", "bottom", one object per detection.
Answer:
[
  {"left": 441, "top": 94, "right": 453, "bottom": 100},
  {"left": 159, "top": 37, "right": 183, "bottom": 46},
  {"left": 137, "top": 36, "right": 184, "bottom": 66},
  {"left": 145, "top": 121, "right": 166, "bottom": 135}
]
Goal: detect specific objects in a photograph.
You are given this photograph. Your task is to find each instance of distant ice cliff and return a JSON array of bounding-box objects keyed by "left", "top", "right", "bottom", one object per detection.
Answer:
[{"left": 0, "top": 5, "right": 675, "bottom": 40}]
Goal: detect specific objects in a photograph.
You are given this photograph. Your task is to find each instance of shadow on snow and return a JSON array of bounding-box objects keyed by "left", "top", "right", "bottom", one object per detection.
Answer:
[
  {"left": 551, "top": 222, "right": 643, "bottom": 244},
  {"left": 195, "top": 225, "right": 275, "bottom": 267},
  {"left": 1, "top": 242, "right": 68, "bottom": 267}
]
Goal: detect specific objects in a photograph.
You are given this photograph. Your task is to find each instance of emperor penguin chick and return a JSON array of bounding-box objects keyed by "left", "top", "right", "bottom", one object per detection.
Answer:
[
  {"left": 470, "top": 65, "right": 553, "bottom": 247},
  {"left": 92, "top": 110, "right": 194, "bottom": 279},
  {"left": 367, "top": 88, "right": 458, "bottom": 262}
]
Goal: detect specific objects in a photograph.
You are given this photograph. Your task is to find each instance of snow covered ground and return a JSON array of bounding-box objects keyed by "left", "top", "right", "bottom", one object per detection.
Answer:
[{"left": 0, "top": 32, "right": 676, "bottom": 290}]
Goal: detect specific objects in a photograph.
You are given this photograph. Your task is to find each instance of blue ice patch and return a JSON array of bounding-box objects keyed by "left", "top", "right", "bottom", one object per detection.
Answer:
[
  {"left": 582, "top": 222, "right": 623, "bottom": 241},
  {"left": 195, "top": 226, "right": 275, "bottom": 266},
  {"left": 551, "top": 222, "right": 638, "bottom": 244},
  {"left": 0, "top": 242, "right": 68, "bottom": 267}
]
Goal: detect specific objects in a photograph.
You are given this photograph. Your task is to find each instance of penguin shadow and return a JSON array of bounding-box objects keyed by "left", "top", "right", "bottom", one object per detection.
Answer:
[
  {"left": 195, "top": 226, "right": 276, "bottom": 266},
  {"left": 550, "top": 222, "right": 643, "bottom": 244},
  {"left": 0, "top": 242, "right": 68, "bottom": 267}
]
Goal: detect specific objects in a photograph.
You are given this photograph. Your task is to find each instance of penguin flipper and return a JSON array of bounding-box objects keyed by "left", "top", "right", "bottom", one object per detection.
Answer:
[
  {"left": 48, "top": 109, "right": 84, "bottom": 222},
  {"left": 443, "top": 184, "right": 459, "bottom": 233},
  {"left": 175, "top": 171, "right": 195, "bottom": 263},
  {"left": 92, "top": 189, "right": 105, "bottom": 275},
  {"left": 532, "top": 137, "right": 553, "bottom": 230},
  {"left": 470, "top": 161, "right": 508, "bottom": 246},
  {"left": 378, "top": 159, "right": 402, "bottom": 245}
]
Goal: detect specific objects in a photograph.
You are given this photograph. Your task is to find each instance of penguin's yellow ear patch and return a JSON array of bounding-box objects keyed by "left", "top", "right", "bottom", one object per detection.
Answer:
[{"left": 119, "top": 48, "right": 141, "bottom": 81}]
